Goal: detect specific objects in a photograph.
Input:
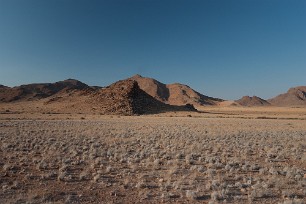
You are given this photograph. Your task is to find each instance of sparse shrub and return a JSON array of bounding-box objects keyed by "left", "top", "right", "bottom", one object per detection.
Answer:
[
  {"left": 259, "top": 167, "right": 268, "bottom": 175},
  {"left": 211, "top": 191, "right": 220, "bottom": 201},
  {"left": 3, "top": 164, "right": 12, "bottom": 171},
  {"left": 135, "top": 180, "right": 146, "bottom": 189},
  {"left": 249, "top": 188, "right": 274, "bottom": 200},
  {"left": 37, "top": 161, "right": 48, "bottom": 170},
  {"left": 206, "top": 168, "right": 216, "bottom": 178},
  {"left": 41, "top": 171, "right": 57, "bottom": 180},
  {"left": 93, "top": 174, "right": 101, "bottom": 182},
  {"left": 186, "top": 190, "right": 197, "bottom": 200},
  {"left": 105, "top": 166, "right": 113, "bottom": 173},
  {"left": 79, "top": 171, "right": 90, "bottom": 181},
  {"left": 282, "top": 199, "right": 304, "bottom": 204},
  {"left": 58, "top": 171, "right": 68, "bottom": 181},
  {"left": 1, "top": 114, "right": 306, "bottom": 203},
  {"left": 269, "top": 167, "right": 279, "bottom": 175},
  {"left": 198, "top": 165, "right": 205, "bottom": 173}
]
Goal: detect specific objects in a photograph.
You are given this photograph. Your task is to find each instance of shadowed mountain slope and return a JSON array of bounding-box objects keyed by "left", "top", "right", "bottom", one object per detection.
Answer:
[{"left": 129, "top": 74, "right": 223, "bottom": 106}]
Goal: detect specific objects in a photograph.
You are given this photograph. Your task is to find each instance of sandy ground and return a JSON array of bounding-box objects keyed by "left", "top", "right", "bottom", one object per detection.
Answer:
[{"left": 0, "top": 105, "right": 305, "bottom": 203}]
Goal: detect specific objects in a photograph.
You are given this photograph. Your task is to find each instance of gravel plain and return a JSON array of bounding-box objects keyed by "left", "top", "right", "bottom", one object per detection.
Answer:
[{"left": 0, "top": 115, "right": 306, "bottom": 203}]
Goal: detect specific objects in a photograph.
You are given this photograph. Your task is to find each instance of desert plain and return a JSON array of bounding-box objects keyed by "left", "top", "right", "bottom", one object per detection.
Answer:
[{"left": 0, "top": 104, "right": 305, "bottom": 204}]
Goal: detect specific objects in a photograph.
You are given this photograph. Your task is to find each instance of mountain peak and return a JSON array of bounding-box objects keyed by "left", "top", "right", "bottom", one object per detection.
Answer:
[
  {"left": 131, "top": 74, "right": 143, "bottom": 79},
  {"left": 127, "top": 75, "right": 223, "bottom": 106},
  {"left": 63, "top": 78, "right": 80, "bottom": 82},
  {"left": 236, "top": 95, "right": 270, "bottom": 106}
]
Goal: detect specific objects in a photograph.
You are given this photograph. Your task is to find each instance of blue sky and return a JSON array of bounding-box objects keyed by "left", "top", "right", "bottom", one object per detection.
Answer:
[{"left": 0, "top": 0, "right": 305, "bottom": 100}]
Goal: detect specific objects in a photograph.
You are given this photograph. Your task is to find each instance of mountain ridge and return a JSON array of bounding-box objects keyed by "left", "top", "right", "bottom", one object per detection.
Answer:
[
  {"left": 2, "top": 76, "right": 306, "bottom": 108},
  {"left": 0, "top": 79, "right": 90, "bottom": 102},
  {"left": 268, "top": 86, "right": 306, "bottom": 106},
  {"left": 129, "top": 74, "right": 223, "bottom": 106},
  {"left": 0, "top": 78, "right": 197, "bottom": 115}
]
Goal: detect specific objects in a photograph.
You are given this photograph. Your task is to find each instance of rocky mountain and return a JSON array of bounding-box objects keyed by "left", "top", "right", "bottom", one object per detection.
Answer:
[
  {"left": 268, "top": 86, "right": 306, "bottom": 106},
  {"left": 1, "top": 78, "right": 197, "bottom": 115},
  {"left": 86, "top": 79, "right": 197, "bottom": 115},
  {"left": 0, "top": 79, "right": 89, "bottom": 102},
  {"left": 235, "top": 96, "right": 271, "bottom": 106},
  {"left": 129, "top": 74, "right": 222, "bottom": 106}
]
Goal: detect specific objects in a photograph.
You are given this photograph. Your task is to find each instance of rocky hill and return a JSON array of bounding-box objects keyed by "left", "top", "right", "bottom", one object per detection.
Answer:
[
  {"left": 235, "top": 96, "right": 271, "bottom": 106},
  {"left": 86, "top": 79, "right": 197, "bottom": 115},
  {"left": 0, "top": 79, "right": 89, "bottom": 102},
  {"left": 1, "top": 79, "right": 197, "bottom": 115},
  {"left": 129, "top": 74, "right": 222, "bottom": 106},
  {"left": 268, "top": 86, "right": 306, "bottom": 106}
]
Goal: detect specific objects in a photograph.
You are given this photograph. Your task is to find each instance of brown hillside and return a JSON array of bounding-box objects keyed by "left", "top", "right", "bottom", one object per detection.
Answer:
[
  {"left": 0, "top": 79, "right": 89, "bottom": 102},
  {"left": 268, "top": 86, "right": 306, "bottom": 106},
  {"left": 129, "top": 74, "right": 169, "bottom": 102},
  {"left": 236, "top": 96, "right": 271, "bottom": 107},
  {"left": 2, "top": 79, "right": 197, "bottom": 115},
  {"left": 86, "top": 79, "right": 197, "bottom": 115},
  {"left": 129, "top": 74, "right": 222, "bottom": 106}
]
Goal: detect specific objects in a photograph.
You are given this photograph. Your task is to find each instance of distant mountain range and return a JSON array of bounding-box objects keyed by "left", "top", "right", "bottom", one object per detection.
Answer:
[
  {"left": 1, "top": 75, "right": 306, "bottom": 115},
  {"left": 0, "top": 79, "right": 89, "bottom": 102},
  {"left": 234, "top": 87, "right": 306, "bottom": 107}
]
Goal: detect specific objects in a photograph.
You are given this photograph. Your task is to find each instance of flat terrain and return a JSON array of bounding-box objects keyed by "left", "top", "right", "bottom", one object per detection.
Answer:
[{"left": 0, "top": 107, "right": 305, "bottom": 203}]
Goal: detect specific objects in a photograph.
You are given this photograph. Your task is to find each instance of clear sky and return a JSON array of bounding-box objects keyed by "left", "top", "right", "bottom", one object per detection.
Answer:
[{"left": 0, "top": 0, "right": 305, "bottom": 100}]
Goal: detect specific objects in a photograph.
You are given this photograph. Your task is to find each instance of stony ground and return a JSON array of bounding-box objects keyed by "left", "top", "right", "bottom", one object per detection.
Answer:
[{"left": 0, "top": 116, "right": 305, "bottom": 203}]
